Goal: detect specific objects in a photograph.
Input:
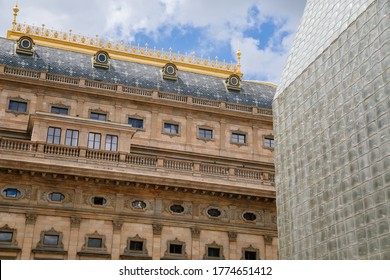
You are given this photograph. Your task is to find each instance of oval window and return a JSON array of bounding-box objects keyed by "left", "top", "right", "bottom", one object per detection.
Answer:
[
  {"left": 98, "top": 53, "right": 107, "bottom": 63},
  {"left": 230, "top": 76, "right": 239, "bottom": 86},
  {"left": 166, "top": 65, "right": 175, "bottom": 75},
  {"left": 132, "top": 200, "right": 146, "bottom": 209},
  {"left": 92, "top": 196, "right": 107, "bottom": 205},
  {"left": 170, "top": 204, "right": 184, "bottom": 213},
  {"left": 21, "top": 38, "right": 31, "bottom": 49},
  {"left": 3, "top": 188, "right": 20, "bottom": 198},
  {"left": 207, "top": 208, "right": 221, "bottom": 217},
  {"left": 49, "top": 192, "right": 65, "bottom": 202},
  {"left": 243, "top": 212, "right": 257, "bottom": 221}
]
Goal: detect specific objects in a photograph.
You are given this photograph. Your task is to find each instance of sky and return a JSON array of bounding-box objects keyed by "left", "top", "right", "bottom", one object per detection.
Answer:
[{"left": 0, "top": 0, "right": 306, "bottom": 84}]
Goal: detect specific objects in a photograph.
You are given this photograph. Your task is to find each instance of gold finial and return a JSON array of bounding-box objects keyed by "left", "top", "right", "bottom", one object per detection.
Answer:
[
  {"left": 12, "top": 1, "right": 20, "bottom": 29},
  {"left": 235, "top": 49, "right": 241, "bottom": 73}
]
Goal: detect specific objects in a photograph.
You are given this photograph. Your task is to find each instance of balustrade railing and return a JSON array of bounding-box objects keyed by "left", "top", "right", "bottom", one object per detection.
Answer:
[
  {"left": 122, "top": 86, "right": 153, "bottom": 96},
  {"left": 4, "top": 66, "right": 40, "bottom": 79},
  {"left": 0, "top": 138, "right": 274, "bottom": 185},
  {"left": 158, "top": 92, "right": 188, "bottom": 103},
  {"left": 85, "top": 80, "right": 117, "bottom": 91},
  {"left": 192, "top": 97, "right": 220, "bottom": 107},
  {"left": 46, "top": 73, "right": 80, "bottom": 85}
]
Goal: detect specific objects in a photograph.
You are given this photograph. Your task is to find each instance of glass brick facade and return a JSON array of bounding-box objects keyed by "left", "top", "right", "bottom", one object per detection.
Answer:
[{"left": 274, "top": 0, "right": 390, "bottom": 259}]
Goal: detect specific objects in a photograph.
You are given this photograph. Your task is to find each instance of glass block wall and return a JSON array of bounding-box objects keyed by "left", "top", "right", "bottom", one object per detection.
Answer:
[{"left": 274, "top": 0, "right": 390, "bottom": 259}]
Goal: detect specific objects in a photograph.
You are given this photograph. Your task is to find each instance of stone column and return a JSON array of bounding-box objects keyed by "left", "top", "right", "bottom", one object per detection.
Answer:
[
  {"left": 21, "top": 213, "right": 37, "bottom": 259},
  {"left": 152, "top": 224, "right": 162, "bottom": 260},
  {"left": 191, "top": 228, "right": 201, "bottom": 260},
  {"left": 111, "top": 220, "right": 123, "bottom": 260},
  {"left": 228, "top": 232, "right": 238, "bottom": 260},
  {"left": 264, "top": 236, "right": 273, "bottom": 260},
  {"left": 67, "top": 216, "right": 81, "bottom": 260}
]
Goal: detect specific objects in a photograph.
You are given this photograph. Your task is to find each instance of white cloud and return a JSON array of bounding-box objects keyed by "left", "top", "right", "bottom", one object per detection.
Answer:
[{"left": 0, "top": 0, "right": 306, "bottom": 83}]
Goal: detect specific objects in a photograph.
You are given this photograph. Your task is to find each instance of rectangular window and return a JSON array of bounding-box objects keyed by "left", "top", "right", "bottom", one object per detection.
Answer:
[
  {"left": 128, "top": 118, "right": 144, "bottom": 129},
  {"left": 0, "top": 232, "right": 13, "bottom": 242},
  {"left": 88, "top": 133, "right": 101, "bottom": 149},
  {"left": 169, "top": 244, "right": 183, "bottom": 254},
  {"left": 164, "top": 123, "right": 179, "bottom": 135},
  {"left": 47, "top": 127, "right": 61, "bottom": 144},
  {"left": 244, "top": 251, "right": 257, "bottom": 260},
  {"left": 264, "top": 137, "right": 274, "bottom": 148},
  {"left": 129, "top": 241, "right": 144, "bottom": 251},
  {"left": 51, "top": 106, "right": 69, "bottom": 115},
  {"left": 231, "top": 133, "right": 246, "bottom": 144},
  {"left": 198, "top": 128, "right": 213, "bottom": 139},
  {"left": 87, "top": 238, "right": 102, "bottom": 248},
  {"left": 8, "top": 100, "right": 27, "bottom": 112},
  {"left": 43, "top": 234, "right": 59, "bottom": 246},
  {"left": 105, "top": 135, "right": 118, "bottom": 151},
  {"left": 90, "top": 112, "right": 107, "bottom": 121},
  {"left": 65, "top": 129, "right": 79, "bottom": 146},
  {"left": 208, "top": 247, "right": 220, "bottom": 258}
]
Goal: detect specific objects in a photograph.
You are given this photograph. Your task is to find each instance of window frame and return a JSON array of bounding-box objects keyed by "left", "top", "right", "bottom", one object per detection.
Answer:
[
  {"left": 203, "top": 241, "right": 224, "bottom": 260},
  {"left": 2, "top": 188, "right": 21, "bottom": 199},
  {"left": 231, "top": 132, "right": 247, "bottom": 145},
  {"left": 263, "top": 135, "right": 275, "bottom": 150},
  {"left": 121, "top": 235, "right": 150, "bottom": 259},
  {"left": 241, "top": 245, "right": 260, "bottom": 260},
  {"left": 128, "top": 117, "right": 145, "bottom": 129},
  {"left": 34, "top": 228, "right": 64, "bottom": 250},
  {"left": 162, "top": 121, "right": 180, "bottom": 136},
  {"left": 50, "top": 106, "right": 69, "bottom": 115},
  {"left": 163, "top": 238, "right": 187, "bottom": 260},
  {"left": 88, "top": 132, "right": 101, "bottom": 150},
  {"left": 0, "top": 224, "right": 18, "bottom": 248},
  {"left": 81, "top": 232, "right": 107, "bottom": 252},
  {"left": 46, "top": 127, "right": 62, "bottom": 145},
  {"left": 105, "top": 134, "right": 118, "bottom": 152},
  {"left": 65, "top": 129, "right": 79, "bottom": 146},
  {"left": 90, "top": 111, "right": 107, "bottom": 121},
  {"left": 197, "top": 127, "right": 214, "bottom": 140},
  {"left": 7, "top": 99, "right": 28, "bottom": 113}
]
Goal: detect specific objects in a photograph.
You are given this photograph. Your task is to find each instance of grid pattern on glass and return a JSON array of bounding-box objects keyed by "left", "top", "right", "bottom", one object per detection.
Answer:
[
  {"left": 244, "top": 251, "right": 257, "bottom": 260},
  {"left": 51, "top": 106, "right": 69, "bottom": 115},
  {"left": 65, "top": 129, "right": 79, "bottom": 146},
  {"left": 163, "top": 123, "right": 179, "bottom": 134},
  {"left": 90, "top": 112, "right": 107, "bottom": 121},
  {"left": 208, "top": 247, "right": 220, "bottom": 258},
  {"left": 3, "top": 188, "right": 20, "bottom": 198},
  {"left": 198, "top": 128, "right": 213, "bottom": 139},
  {"left": 264, "top": 137, "right": 274, "bottom": 148},
  {"left": 47, "top": 127, "right": 61, "bottom": 144},
  {"left": 231, "top": 133, "right": 246, "bottom": 144},
  {"left": 8, "top": 100, "right": 27, "bottom": 112},
  {"left": 105, "top": 135, "right": 118, "bottom": 151},
  {"left": 169, "top": 244, "right": 183, "bottom": 254},
  {"left": 49, "top": 192, "right": 65, "bottom": 202},
  {"left": 0, "top": 232, "right": 13, "bottom": 242},
  {"left": 129, "top": 241, "right": 143, "bottom": 251},
  {"left": 128, "top": 118, "right": 144, "bottom": 129},
  {"left": 43, "top": 234, "right": 59, "bottom": 246},
  {"left": 87, "top": 237, "right": 102, "bottom": 248},
  {"left": 88, "top": 133, "right": 101, "bottom": 149}
]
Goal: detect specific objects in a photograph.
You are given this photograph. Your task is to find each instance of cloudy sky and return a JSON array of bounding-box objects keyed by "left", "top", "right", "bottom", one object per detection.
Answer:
[{"left": 0, "top": 0, "right": 306, "bottom": 83}]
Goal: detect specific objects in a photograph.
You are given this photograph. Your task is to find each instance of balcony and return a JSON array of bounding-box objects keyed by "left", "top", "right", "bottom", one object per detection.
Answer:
[{"left": 0, "top": 137, "right": 275, "bottom": 196}]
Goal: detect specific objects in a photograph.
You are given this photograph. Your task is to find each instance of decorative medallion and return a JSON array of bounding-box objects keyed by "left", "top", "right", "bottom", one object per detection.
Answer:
[{"left": 16, "top": 36, "right": 34, "bottom": 55}]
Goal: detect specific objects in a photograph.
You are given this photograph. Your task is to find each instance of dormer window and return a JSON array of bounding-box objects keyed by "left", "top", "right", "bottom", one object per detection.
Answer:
[
  {"left": 93, "top": 50, "right": 110, "bottom": 69},
  {"left": 226, "top": 74, "right": 241, "bottom": 91},
  {"left": 16, "top": 36, "right": 34, "bottom": 55},
  {"left": 162, "top": 63, "right": 178, "bottom": 80}
]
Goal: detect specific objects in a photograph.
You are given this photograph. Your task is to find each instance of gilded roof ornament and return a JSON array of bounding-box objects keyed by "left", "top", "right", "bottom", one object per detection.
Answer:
[
  {"left": 12, "top": 1, "right": 20, "bottom": 29},
  {"left": 235, "top": 49, "right": 241, "bottom": 74}
]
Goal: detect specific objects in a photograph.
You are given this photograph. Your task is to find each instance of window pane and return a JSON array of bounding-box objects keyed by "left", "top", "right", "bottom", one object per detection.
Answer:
[
  {"left": 0, "top": 232, "right": 13, "bottom": 242},
  {"left": 244, "top": 251, "right": 257, "bottom": 260},
  {"left": 90, "top": 112, "right": 107, "bottom": 121},
  {"left": 8, "top": 100, "right": 27, "bottom": 112},
  {"left": 129, "top": 118, "right": 143, "bottom": 129},
  {"left": 208, "top": 247, "right": 220, "bottom": 257},
  {"left": 169, "top": 244, "right": 182, "bottom": 254},
  {"left": 129, "top": 241, "right": 143, "bottom": 251},
  {"left": 4, "top": 188, "right": 20, "bottom": 198},
  {"left": 43, "top": 235, "right": 59, "bottom": 245},
  {"left": 47, "top": 127, "right": 61, "bottom": 144},
  {"left": 87, "top": 238, "right": 102, "bottom": 248},
  {"left": 51, "top": 106, "right": 68, "bottom": 115}
]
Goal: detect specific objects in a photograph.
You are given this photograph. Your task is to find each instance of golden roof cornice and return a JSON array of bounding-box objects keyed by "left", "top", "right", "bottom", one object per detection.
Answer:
[{"left": 7, "top": 23, "right": 243, "bottom": 78}]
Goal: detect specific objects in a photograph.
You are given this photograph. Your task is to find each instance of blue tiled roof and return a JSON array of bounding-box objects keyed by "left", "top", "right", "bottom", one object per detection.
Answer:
[{"left": 0, "top": 38, "right": 275, "bottom": 108}]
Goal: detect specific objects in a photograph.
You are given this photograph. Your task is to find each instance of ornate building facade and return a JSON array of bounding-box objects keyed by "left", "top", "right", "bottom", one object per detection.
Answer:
[{"left": 0, "top": 6, "right": 277, "bottom": 260}]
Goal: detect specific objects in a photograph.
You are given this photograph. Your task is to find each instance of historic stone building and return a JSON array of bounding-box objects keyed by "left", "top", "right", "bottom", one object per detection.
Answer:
[
  {"left": 0, "top": 6, "right": 277, "bottom": 260},
  {"left": 274, "top": 0, "right": 390, "bottom": 259}
]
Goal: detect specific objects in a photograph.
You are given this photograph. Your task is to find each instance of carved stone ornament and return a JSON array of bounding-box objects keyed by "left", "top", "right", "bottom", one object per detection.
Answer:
[
  {"left": 264, "top": 235, "right": 273, "bottom": 245},
  {"left": 191, "top": 227, "right": 201, "bottom": 239},
  {"left": 228, "top": 232, "right": 238, "bottom": 242},
  {"left": 70, "top": 216, "right": 81, "bottom": 228},
  {"left": 152, "top": 224, "right": 163, "bottom": 235},
  {"left": 112, "top": 220, "right": 123, "bottom": 232},
  {"left": 25, "top": 213, "right": 37, "bottom": 225}
]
